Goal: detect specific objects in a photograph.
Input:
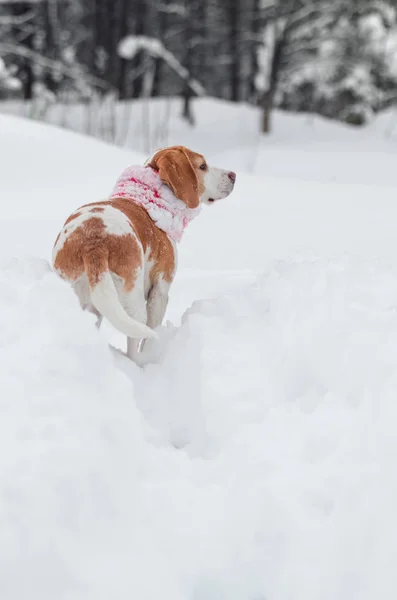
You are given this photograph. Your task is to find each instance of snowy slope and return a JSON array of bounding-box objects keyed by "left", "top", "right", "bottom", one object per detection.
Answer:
[
  {"left": 4, "top": 97, "right": 397, "bottom": 186},
  {"left": 0, "top": 114, "right": 141, "bottom": 260},
  {"left": 1, "top": 109, "right": 397, "bottom": 599}
]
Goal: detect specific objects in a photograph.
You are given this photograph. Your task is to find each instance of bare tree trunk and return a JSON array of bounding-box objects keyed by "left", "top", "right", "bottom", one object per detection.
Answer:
[
  {"left": 11, "top": 1, "right": 35, "bottom": 99},
  {"left": 24, "top": 54, "right": 34, "bottom": 99},
  {"left": 131, "top": 0, "right": 146, "bottom": 98},
  {"left": 43, "top": 0, "right": 60, "bottom": 93},
  {"left": 107, "top": 0, "right": 123, "bottom": 90},
  {"left": 93, "top": 0, "right": 105, "bottom": 79},
  {"left": 229, "top": 0, "right": 239, "bottom": 102},
  {"left": 261, "top": 34, "right": 284, "bottom": 134},
  {"left": 152, "top": 0, "right": 169, "bottom": 97},
  {"left": 180, "top": 3, "right": 195, "bottom": 125},
  {"left": 182, "top": 83, "right": 195, "bottom": 125},
  {"left": 196, "top": 0, "right": 207, "bottom": 82},
  {"left": 262, "top": 89, "right": 273, "bottom": 133},
  {"left": 117, "top": 0, "right": 129, "bottom": 99},
  {"left": 250, "top": 0, "right": 260, "bottom": 103}
]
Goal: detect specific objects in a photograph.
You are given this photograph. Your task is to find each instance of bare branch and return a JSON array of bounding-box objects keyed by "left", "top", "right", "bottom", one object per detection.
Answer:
[
  {"left": 284, "top": 0, "right": 344, "bottom": 35},
  {"left": 283, "top": 39, "right": 322, "bottom": 56}
]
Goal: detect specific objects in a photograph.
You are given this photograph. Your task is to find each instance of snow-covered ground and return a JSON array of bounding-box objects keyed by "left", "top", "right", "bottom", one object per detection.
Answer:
[
  {"left": 4, "top": 95, "right": 397, "bottom": 185},
  {"left": 1, "top": 101, "right": 397, "bottom": 599}
]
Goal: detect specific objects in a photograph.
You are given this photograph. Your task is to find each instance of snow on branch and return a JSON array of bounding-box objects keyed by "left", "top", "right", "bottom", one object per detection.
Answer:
[
  {"left": 0, "top": 43, "right": 109, "bottom": 90},
  {"left": 156, "top": 3, "right": 186, "bottom": 17},
  {"left": 260, "top": 0, "right": 276, "bottom": 11},
  {"left": 0, "top": 0, "right": 43, "bottom": 3},
  {"left": 0, "top": 56, "right": 21, "bottom": 90},
  {"left": 357, "top": 0, "right": 395, "bottom": 26},
  {"left": 0, "top": 10, "right": 35, "bottom": 25},
  {"left": 118, "top": 35, "right": 205, "bottom": 96}
]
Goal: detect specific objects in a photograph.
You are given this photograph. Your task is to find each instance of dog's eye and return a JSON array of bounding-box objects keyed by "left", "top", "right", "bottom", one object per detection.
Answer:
[{"left": 200, "top": 163, "right": 207, "bottom": 171}]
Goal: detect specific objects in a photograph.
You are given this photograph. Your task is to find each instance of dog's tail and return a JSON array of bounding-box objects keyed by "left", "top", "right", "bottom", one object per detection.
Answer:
[{"left": 84, "top": 250, "right": 156, "bottom": 340}]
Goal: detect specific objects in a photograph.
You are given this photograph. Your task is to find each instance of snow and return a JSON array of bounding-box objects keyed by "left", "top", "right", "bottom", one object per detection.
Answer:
[
  {"left": 2, "top": 102, "right": 397, "bottom": 598},
  {"left": 7, "top": 96, "right": 397, "bottom": 184},
  {"left": 0, "top": 113, "right": 141, "bottom": 259},
  {"left": 118, "top": 35, "right": 164, "bottom": 60},
  {"left": 117, "top": 36, "right": 205, "bottom": 96},
  {"left": 0, "top": 57, "right": 21, "bottom": 92}
]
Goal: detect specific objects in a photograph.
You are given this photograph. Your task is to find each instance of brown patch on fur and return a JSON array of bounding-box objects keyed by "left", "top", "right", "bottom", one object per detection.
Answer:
[
  {"left": 90, "top": 207, "right": 105, "bottom": 213},
  {"left": 107, "top": 198, "right": 175, "bottom": 285},
  {"left": 53, "top": 214, "right": 143, "bottom": 291},
  {"left": 188, "top": 152, "right": 207, "bottom": 197},
  {"left": 148, "top": 146, "right": 204, "bottom": 209},
  {"left": 76, "top": 198, "right": 175, "bottom": 285}
]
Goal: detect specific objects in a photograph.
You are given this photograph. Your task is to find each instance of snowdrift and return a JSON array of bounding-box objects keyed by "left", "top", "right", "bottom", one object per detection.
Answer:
[{"left": 2, "top": 255, "right": 397, "bottom": 600}]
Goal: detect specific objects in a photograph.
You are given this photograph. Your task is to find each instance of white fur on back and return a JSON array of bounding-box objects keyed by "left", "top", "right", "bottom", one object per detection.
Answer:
[
  {"left": 53, "top": 204, "right": 134, "bottom": 262},
  {"left": 101, "top": 205, "right": 134, "bottom": 236}
]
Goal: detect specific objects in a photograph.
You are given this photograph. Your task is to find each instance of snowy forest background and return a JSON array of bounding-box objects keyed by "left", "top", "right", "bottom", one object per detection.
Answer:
[{"left": 1, "top": 0, "right": 397, "bottom": 140}]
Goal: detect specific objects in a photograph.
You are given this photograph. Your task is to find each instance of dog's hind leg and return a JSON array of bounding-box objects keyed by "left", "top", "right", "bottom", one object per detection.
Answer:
[
  {"left": 116, "top": 270, "right": 148, "bottom": 362},
  {"left": 146, "top": 280, "right": 169, "bottom": 331},
  {"left": 73, "top": 274, "right": 103, "bottom": 329},
  {"left": 140, "top": 279, "right": 170, "bottom": 357}
]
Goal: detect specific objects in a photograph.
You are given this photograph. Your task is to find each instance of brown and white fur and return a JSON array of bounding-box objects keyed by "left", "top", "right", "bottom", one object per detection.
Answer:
[{"left": 52, "top": 145, "right": 236, "bottom": 362}]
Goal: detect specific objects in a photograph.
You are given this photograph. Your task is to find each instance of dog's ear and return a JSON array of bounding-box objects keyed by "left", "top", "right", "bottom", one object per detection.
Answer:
[{"left": 148, "top": 147, "right": 200, "bottom": 209}]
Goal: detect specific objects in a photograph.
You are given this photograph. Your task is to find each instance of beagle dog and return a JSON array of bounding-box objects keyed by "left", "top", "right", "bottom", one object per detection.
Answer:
[{"left": 52, "top": 145, "right": 236, "bottom": 361}]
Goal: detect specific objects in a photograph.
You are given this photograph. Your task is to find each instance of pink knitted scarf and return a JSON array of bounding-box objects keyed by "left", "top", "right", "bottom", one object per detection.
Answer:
[{"left": 110, "top": 165, "right": 201, "bottom": 242}]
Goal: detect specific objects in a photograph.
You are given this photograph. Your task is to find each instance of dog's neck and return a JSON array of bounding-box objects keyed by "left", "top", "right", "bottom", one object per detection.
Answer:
[{"left": 110, "top": 165, "right": 201, "bottom": 242}]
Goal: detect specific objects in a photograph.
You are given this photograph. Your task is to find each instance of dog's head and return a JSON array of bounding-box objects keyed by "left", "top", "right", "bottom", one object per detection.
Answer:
[{"left": 147, "top": 145, "right": 236, "bottom": 209}]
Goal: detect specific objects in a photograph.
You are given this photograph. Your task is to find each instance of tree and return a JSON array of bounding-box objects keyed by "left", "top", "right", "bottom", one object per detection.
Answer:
[
  {"left": 228, "top": 0, "right": 240, "bottom": 102},
  {"left": 315, "top": 0, "right": 397, "bottom": 124},
  {"left": 249, "top": 0, "right": 262, "bottom": 103},
  {"left": 255, "top": 0, "right": 345, "bottom": 133},
  {"left": 180, "top": 0, "right": 206, "bottom": 125},
  {"left": 2, "top": 0, "right": 397, "bottom": 136}
]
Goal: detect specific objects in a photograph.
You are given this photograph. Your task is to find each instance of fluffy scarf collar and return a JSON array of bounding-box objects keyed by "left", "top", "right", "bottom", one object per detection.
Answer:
[{"left": 110, "top": 165, "right": 201, "bottom": 242}]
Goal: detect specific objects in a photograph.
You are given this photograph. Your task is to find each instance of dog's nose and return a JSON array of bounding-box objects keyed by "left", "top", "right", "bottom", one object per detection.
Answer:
[{"left": 228, "top": 171, "right": 236, "bottom": 183}]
